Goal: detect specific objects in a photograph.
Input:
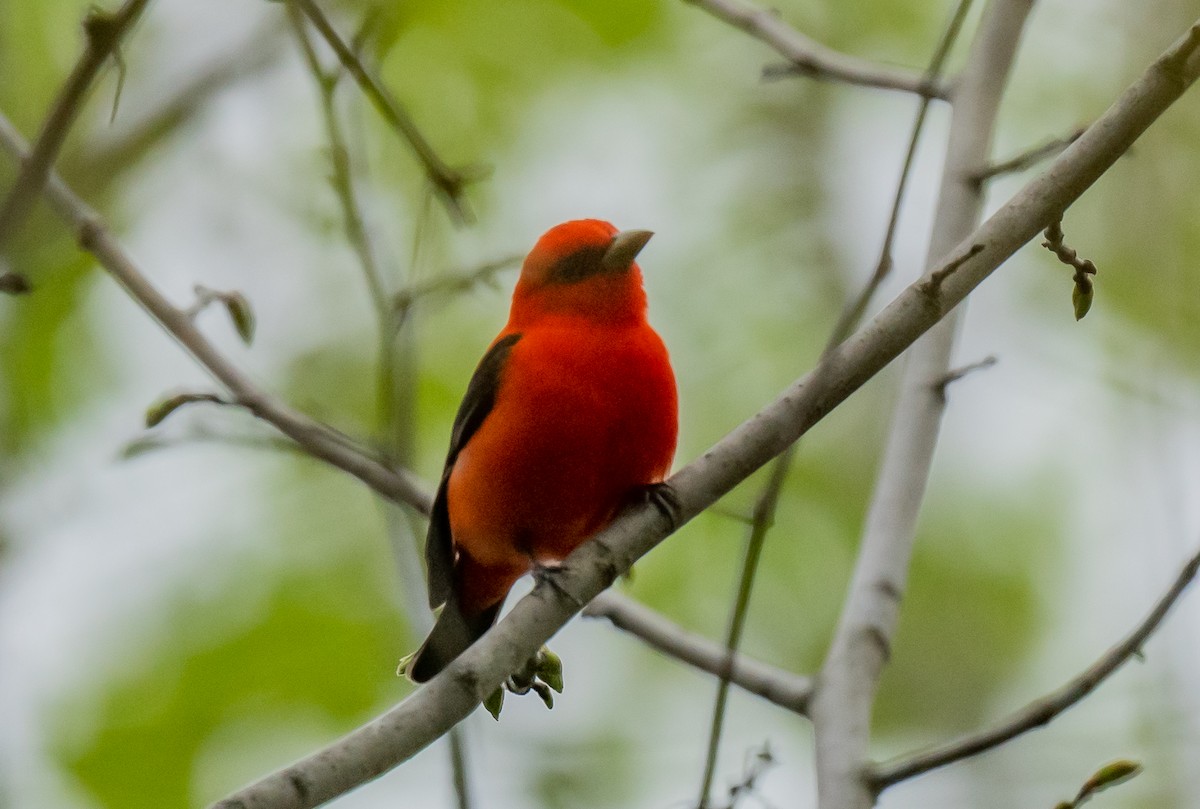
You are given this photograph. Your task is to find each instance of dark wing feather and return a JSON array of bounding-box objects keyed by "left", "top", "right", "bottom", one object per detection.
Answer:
[{"left": 425, "top": 332, "right": 522, "bottom": 608}]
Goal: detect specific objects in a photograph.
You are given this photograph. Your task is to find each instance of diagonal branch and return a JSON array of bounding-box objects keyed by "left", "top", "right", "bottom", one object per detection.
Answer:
[
  {"left": 0, "top": 0, "right": 153, "bottom": 249},
  {"left": 289, "top": 0, "right": 475, "bottom": 222},
  {"left": 585, "top": 591, "right": 813, "bottom": 714},
  {"left": 207, "top": 20, "right": 1200, "bottom": 809},
  {"left": 811, "top": 3, "right": 1034, "bottom": 808},
  {"left": 870, "top": 546, "right": 1200, "bottom": 790},
  {"left": 684, "top": 0, "right": 948, "bottom": 98},
  {"left": 0, "top": 112, "right": 432, "bottom": 515}
]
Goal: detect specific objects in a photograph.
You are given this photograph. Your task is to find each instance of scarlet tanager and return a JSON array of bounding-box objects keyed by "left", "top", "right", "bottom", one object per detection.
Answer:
[{"left": 406, "top": 219, "right": 678, "bottom": 683}]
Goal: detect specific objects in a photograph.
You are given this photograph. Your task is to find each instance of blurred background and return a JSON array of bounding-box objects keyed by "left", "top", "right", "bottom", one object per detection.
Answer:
[{"left": 2, "top": 0, "right": 1200, "bottom": 807}]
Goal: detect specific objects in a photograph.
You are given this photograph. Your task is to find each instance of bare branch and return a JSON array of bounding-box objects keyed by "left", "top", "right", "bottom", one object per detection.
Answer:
[
  {"left": 683, "top": 0, "right": 947, "bottom": 98},
  {"left": 0, "top": 0, "right": 152, "bottom": 248},
  {"left": 392, "top": 255, "right": 521, "bottom": 322},
  {"left": 970, "top": 126, "right": 1087, "bottom": 181},
  {"left": 206, "top": 19, "right": 1200, "bottom": 808},
  {"left": 697, "top": 446, "right": 793, "bottom": 807},
  {"left": 289, "top": 0, "right": 477, "bottom": 222},
  {"left": 870, "top": 547, "right": 1200, "bottom": 790},
  {"left": 0, "top": 111, "right": 433, "bottom": 515},
  {"left": 584, "top": 592, "right": 813, "bottom": 714},
  {"left": 932, "top": 354, "right": 997, "bottom": 400},
  {"left": 287, "top": 3, "right": 390, "bottom": 322},
  {"left": 810, "top": 4, "right": 1036, "bottom": 808}
]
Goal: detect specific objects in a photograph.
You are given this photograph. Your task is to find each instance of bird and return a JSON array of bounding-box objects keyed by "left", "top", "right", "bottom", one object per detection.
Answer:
[{"left": 405, "top": 219, "right": 679, "bottom": 683}]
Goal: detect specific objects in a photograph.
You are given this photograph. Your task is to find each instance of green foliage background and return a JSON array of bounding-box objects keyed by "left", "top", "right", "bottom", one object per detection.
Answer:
[{"left": 2, "top": 1, "right": 1199, "bottom": 808}]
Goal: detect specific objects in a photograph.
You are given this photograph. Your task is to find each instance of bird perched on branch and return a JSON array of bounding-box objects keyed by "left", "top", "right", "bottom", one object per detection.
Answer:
[{"left": 406, "top": 219, "right": 678, "bottom": 683}]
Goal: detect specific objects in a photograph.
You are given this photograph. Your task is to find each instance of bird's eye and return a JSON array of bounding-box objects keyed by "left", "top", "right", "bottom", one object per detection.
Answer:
[{"left": 547, "top": 244, "right": 609, "bottom": 284}]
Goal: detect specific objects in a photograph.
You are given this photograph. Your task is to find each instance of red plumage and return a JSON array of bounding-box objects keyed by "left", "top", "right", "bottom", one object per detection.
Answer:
[{"left": 407, "top": 219, "right": 677, "bottom": 682}]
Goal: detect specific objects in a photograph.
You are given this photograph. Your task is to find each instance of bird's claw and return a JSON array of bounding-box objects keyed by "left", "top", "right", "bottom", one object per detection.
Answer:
[{"left": 485, "top": 647, "right": 565, "bottom": 719}]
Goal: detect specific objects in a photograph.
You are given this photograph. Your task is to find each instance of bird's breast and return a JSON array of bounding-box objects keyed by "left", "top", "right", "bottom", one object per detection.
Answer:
[{"left": 447, "top": 320, "right": 678, "bottom": 567}]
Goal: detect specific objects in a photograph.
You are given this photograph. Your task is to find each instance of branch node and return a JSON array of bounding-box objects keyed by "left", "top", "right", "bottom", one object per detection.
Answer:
[{"left": 919, "top": 243, "right": 985, "bottom": 307}]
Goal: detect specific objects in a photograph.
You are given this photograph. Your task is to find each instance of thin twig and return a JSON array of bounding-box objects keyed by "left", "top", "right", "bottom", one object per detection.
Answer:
[
  {"left": 289, "top": 13, "right": 475, "bottom": 806},
  {"left": 80, "top": 20, "right": 287, "bottom": 181},
  {"left": 932, "top": 354, "right": 997, "bottom": 400},
  {"left": 1042, "top": 217, "right": 1098, "bottom": 320},
  {"left": 828, "top": 0, "right": 976, "bottom": 348},
  {"left": 683, "top": 0, "right": 947, "bottom": 98},
  {"left": 290, "top": 0, "right": 476, "bottom": 222},
  {"left": 392, "top": 255, "right": 521, "bottom": 322},
  {"left": 584, "top": 592, "right": 813, "bottom": 714},
  {"left": 870, "top": 547, "right": 1200, "bottom": 790},
  {"left": 0, "top": 110, "right": 433, "bottom": 515},
  {"left": 971, "top": 126, "right": 1087, "bottom": 181},
  {"left": 0, "top": 0, "right": 153, "bottom": 248},
  {"left": 698, "top": 446, "right": 793, "bottom": 808},
  {"left": 288, "top": 4, "right": 390, "bottom": 321}
]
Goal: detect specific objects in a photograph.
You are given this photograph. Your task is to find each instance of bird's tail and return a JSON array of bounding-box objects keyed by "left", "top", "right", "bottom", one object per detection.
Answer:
[{"left": 406, "top": 597, "right": 502, "bottom": 683}]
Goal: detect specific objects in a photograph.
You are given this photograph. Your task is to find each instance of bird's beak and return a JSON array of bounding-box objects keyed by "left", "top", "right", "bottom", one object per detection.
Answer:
[{"left": 602, "top": 229, "right": 654, "bottom": 270}]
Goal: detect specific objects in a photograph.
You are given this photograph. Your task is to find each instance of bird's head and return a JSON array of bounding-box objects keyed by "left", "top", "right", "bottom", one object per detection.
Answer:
[{"left": 509, "top": 219, "right": 654, "bottom": 326}]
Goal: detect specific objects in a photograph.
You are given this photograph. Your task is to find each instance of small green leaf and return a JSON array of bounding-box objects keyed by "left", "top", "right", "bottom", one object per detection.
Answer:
[
  {"left": 1072, "top": 282, "right": 1093, "bottom": 321},
  {"left": 395, "top": 652, "right": 415, "bottom": 678},
  {"left": 483, "top": 688, "right": 504, "bottom": 721},
  {"left": 1076, "top": 759, "right": 1142, "bottom": 801},
  {"left": 536, "top": 648, "right": 564, "bottom": 693},
  {"left": 223, "top": 292, "right": 256, "bottom": 344},
  {"left": 143, "top": 392, "right": 223, "bottom": 428},
  {"left": 145, "top": 394, "right": 192, "bottom": 428}
]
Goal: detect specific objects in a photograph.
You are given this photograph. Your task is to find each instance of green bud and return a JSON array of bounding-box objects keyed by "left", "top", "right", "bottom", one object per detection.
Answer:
[
  {"left": 223, "top": 292, "right": 256, "bottom": 344},
  {"left": 536, "top": 648, "right": 564, "bottom": 693},
  {"left": 1077, "top": 759, "right": 1142, "bottom": 800},
  {"left": 1073, "top": 281, "right": 1093, "bottom": 321}
]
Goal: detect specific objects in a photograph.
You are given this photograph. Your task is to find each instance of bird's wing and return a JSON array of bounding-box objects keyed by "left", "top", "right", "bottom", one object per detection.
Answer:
[{"left": 425, "top": 332, "right": 522, "bottom": 608}]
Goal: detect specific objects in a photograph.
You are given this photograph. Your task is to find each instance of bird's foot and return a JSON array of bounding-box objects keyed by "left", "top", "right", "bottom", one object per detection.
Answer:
[{"left": 483, "top": 646, "right": 565, "bottom": 719}]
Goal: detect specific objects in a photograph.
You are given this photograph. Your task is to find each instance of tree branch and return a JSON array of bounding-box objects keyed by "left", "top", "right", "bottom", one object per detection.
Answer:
[
  {"left": 683, "top": 0, "right": 948, "bottom": 99},
  {"left": 810, "top": 3, "right": 1034, "bottom": 808},
  {"left": 0, "top": 0, "right": 152, "bottom": 249},
  {"left": 584, "top": 592, "right": 813, "bottom": 715},
  {"left": 289, "top": 0, "right": 476, "bottom": 222},
  {"left": 0, "top": 111, "right": 433, "bottom": 515},
  {"left": 870, "top": 546, "right": 1200, "bottom": 789},
  {"left": 206, "top": 19, "right": 1200, "bottom": 808}
]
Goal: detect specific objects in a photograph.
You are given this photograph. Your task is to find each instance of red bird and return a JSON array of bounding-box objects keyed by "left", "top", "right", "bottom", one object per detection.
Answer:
[{"left": 407, "top": 219, "right": 678, "bottom": 682}]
